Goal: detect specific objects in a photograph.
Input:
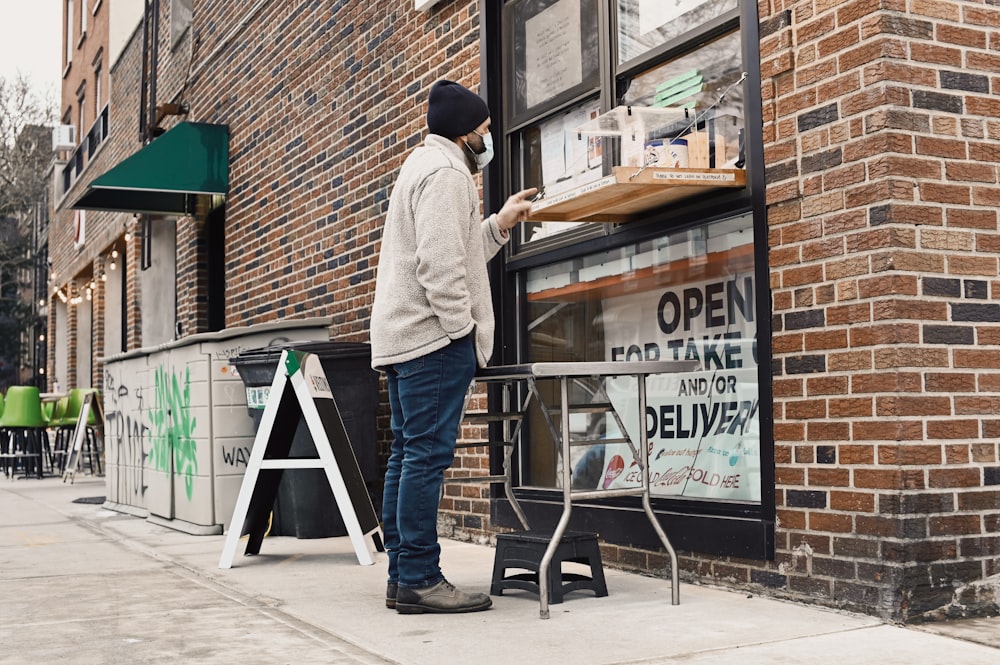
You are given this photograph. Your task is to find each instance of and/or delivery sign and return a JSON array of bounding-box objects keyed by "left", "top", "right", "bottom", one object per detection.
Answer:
[{"left": 600, "top": 271, "right": 761, "bottom": 502}]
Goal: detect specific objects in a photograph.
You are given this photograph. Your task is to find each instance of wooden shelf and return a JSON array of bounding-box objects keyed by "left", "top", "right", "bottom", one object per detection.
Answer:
[
  {"left": 527, "top": 167, "right": 746, "bottom": 223},
  {"left": 526, "top": 243, "right": 755, "bottom": 303}
]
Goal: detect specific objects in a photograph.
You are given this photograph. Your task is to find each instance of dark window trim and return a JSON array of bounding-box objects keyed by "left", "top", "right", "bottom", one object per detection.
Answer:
[
  {"left": 505, "top": 191, "right": 753, "bottom": 273},
  {"left": 503, "top": 8, "right": 744, "bottom": 260},
  {"left": 494, "top": 498, "right": 775, "bottom": 560},
  {"left": 501, "top": 0, "right": 602, "bottom": 129},
  {"left": 615, "top": 9, "right": 741, "bottom": 81},
  {"left": 483, "top": 0, "right": 774, "bottom": 560}
]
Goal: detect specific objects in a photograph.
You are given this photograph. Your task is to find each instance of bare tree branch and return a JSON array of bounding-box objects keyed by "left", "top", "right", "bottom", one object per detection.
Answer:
[
  {"left": 0, "top": 72, "right": 57, "bottom": 216},
  {"left": 0, "top": 72, "right": 55, "bottom": 386}
]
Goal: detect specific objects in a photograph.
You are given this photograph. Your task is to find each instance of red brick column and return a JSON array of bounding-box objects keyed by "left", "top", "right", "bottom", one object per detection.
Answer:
[
  {"left": 91, "top": 259, "right": 105, "bottom": 390},
  {"left": 760, "top": 0, "right": 1000, "bottom": 621}
]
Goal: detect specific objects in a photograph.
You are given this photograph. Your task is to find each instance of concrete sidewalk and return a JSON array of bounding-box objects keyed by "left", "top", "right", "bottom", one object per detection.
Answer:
[{"left": 1, "top": 477, "right": 997, "bottom": 665}]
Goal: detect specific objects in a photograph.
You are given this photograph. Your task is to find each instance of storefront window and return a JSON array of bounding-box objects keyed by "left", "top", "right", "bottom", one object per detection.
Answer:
[
  {"left": 514, "top": 29, "right": 745, "bottom": 247},
  {"left": 522, "top": 214, "right": 760, "bottom": 502},
  {"left": 491, "top": 0, "right": 768, "bottom": 541},
  {"left": 616, "top": 0, "right": 738, "bottom": 65},
  {"left": 620, "top": 30, "right": 745, "bottom": 170},
  {"left": 517, "top": 98, "right": 603, "bottom": 244}
]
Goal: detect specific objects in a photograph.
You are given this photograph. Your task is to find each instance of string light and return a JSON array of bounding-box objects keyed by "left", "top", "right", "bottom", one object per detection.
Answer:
[{"left": 68, "top": 281, "right": 82, "bottom": 305}]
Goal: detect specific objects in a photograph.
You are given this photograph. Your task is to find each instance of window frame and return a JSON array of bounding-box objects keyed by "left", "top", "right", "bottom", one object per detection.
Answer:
[
  {"left": 93, "top": 50, "right": 104, "bottom": 116},
  {"left": 481, "top": 0, "right": 774, "bottom": 560},
  {"left": 501, "top": 0, "right": 603, "bottom": 131},
  {"left": 170, "top": 0, "right": 194, "bottom": 48},
  {"left": 76, "top": 82, "right": 87, "bottom": 141},
  {"left": 65, "top": 0, "right": 75, "bottom": 66}
]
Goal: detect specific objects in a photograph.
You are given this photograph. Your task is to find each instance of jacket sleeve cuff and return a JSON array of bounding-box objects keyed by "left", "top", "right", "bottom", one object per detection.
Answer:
[{"left": 487, "top": 213, "right": 509, "bottom": 246}]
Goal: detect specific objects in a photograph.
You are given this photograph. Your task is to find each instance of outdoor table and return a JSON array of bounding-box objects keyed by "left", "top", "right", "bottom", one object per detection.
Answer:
[{"left": 457, "top": 360, "right": 697, "bottom": 618}]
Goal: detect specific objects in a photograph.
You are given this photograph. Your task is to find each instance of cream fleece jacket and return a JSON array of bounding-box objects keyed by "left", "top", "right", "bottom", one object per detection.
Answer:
[{"left": 370, "top": 134, "right": 508, "bottom": 370}]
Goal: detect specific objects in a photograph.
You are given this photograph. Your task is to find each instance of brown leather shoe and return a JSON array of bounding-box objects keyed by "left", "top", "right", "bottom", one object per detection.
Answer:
[{"left": 395, "top": 579, "right": 492, "bottom": 614}]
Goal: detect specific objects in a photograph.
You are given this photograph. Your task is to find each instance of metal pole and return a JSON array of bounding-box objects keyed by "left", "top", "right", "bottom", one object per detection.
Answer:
[
  {"left": 537, "top": 376, "right": 574, "bottom": 619},
  {"left": 637, "top": 372, "right": 680, "bottom": 605}
]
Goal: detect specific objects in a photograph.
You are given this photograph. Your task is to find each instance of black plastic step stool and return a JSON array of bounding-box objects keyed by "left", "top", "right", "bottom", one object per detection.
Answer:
[{"left": 491, "top": 530, "right": 608, "bottom": 603}]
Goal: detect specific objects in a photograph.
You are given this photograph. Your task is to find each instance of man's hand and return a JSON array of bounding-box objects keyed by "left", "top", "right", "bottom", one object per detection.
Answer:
[{"left": 496, "top": 187, "right": 539, "bottom": 233}]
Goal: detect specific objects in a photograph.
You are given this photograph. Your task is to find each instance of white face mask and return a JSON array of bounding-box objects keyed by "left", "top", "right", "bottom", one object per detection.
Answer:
[{"left": 467, "top": 130, "right": 494, "bottom": 169}]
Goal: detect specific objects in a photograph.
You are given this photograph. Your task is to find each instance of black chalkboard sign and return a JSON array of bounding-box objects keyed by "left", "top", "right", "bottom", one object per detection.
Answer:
[{"left": 219, "top": 350, "right": 383, "bottom": 568}]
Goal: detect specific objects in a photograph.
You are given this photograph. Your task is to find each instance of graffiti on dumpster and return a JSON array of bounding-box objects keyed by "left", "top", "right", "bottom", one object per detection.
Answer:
[
  {"left": 148, "top": 365, "right": 199, "bottom": 501},
  {"left": 212, "top": 335, "right": 293, "bottom": 363},
  {"left": 221, "top": 445, "right": 252, "bottom": 468},
  {"left": 103, "top": 370, "right": 150, "bottom": 502}
]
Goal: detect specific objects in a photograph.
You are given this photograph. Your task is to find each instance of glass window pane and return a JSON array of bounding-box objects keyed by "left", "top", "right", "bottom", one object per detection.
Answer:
[
  {"left": 517, "top": 99, "right": 605, "bottom": 244},
  {"left": 616, "top": 0, "right": 738, "bottom": 64},
  {"left": 505, "top": 0, "right": 600, "bottom": 124},
  {"left": 620, "top": 30, "right": 745, "bottom": 169},
  {"left": 522, "top": 214, "right": 760, "bottom": 503}
]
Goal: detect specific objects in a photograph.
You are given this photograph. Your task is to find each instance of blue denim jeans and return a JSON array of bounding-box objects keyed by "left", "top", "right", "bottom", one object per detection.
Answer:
[{"left": 382, "top": 334, "right": 476, "bottom": 589}]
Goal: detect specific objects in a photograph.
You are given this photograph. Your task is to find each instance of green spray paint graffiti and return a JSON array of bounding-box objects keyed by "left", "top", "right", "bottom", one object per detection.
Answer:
[{"left": 148, "top": 365, "right": 199, "bottom": 500}]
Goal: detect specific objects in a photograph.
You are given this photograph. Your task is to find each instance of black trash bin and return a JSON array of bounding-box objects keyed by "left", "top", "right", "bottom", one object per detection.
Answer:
[{"left": 230, "top": 340, "right": 379, "bottom": 538}]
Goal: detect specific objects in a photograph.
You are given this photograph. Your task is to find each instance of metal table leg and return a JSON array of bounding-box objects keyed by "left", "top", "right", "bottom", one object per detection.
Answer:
[{"left": 538, "top": 375, "right": 574, "bottom": 619}]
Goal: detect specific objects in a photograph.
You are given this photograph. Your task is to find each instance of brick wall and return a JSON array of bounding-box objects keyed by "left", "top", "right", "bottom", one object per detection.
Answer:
[
  {"left": 90, "top": 256, "right": 104, "bottom": 387},
  {"left": 187, "top": 1, "right": 481, "bottom": 341},
  {"left": 155, "top": 0, "right": 199, "bottom": 337},
  {"left": 756, "top": 0, "right": 1000, "bottom": 621},
  {"left": 184, "top": 0, "right": 486, "bottom": 507},
  {"left": 51, "top": 1, "right": 140, "bottom": 390},
  {"left": 52, "top": 1, "right": 193, "bottom": 385},
  {"left": 60, "top": 0, "right": 110, "bottom": 133},
  {"left": 112, "top": 27, "right": 147, "bottom": 355}
]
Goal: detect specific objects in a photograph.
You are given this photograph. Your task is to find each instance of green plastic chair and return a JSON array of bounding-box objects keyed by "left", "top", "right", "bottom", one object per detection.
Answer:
[
  {"left": 0, "top": 387, "right": 46, "bottom": 429},
  {"left": 57, "top": 389, "right": 101, "bottom": 426},
  {"left": 58, "top": 389, "right": 84, "bottom": 427},
  {"left": 49, "top": 397, "right": 68, "bottom": 424},
  {"left": 53, "top": 392, "right": 79, "bottom": 470},
  {"left": 0, "top": 386, "right": 47, "bottom": 478},
  {"left": 47, "top": 397, "right": 69, "bottom": 469}
]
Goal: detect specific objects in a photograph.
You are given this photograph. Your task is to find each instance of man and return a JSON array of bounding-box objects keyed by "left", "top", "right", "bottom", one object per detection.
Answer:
[{"left": 370, "top": 79, "right": 536, "bottom": 614}]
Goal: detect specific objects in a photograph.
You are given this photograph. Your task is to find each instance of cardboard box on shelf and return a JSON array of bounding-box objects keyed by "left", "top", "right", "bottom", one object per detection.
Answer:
[{"left": 685, "top": 131, "right": 727, "bottom": 169}]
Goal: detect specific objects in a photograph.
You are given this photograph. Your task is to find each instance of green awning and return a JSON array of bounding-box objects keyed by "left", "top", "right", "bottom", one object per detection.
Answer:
[{"left": 71, "top": 122, "right": 229, "bottom": 216}]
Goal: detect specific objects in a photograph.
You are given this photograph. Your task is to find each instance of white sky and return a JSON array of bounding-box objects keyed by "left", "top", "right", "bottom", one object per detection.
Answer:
[{"left": 0, "top": 2, "right": 63, "bottom": 103}]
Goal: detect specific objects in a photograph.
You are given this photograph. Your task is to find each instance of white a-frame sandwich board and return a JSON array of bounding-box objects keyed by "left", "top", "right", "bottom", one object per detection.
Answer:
[
  {"left": 62, "top": 391, "right": 103, "bottom": 484},
  {"left": 219, "top": 349, "right": 383, "bottom": 568}
]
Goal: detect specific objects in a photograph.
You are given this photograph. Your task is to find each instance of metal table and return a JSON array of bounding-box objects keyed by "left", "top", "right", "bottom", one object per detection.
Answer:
[{"left": 454, "top": 360, "right": 697, "bottom": 618}]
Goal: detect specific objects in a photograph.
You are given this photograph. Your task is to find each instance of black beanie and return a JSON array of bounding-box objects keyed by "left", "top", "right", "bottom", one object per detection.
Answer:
[{"left": 426, "top": 80, "right": 490, "bottom": 138}]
